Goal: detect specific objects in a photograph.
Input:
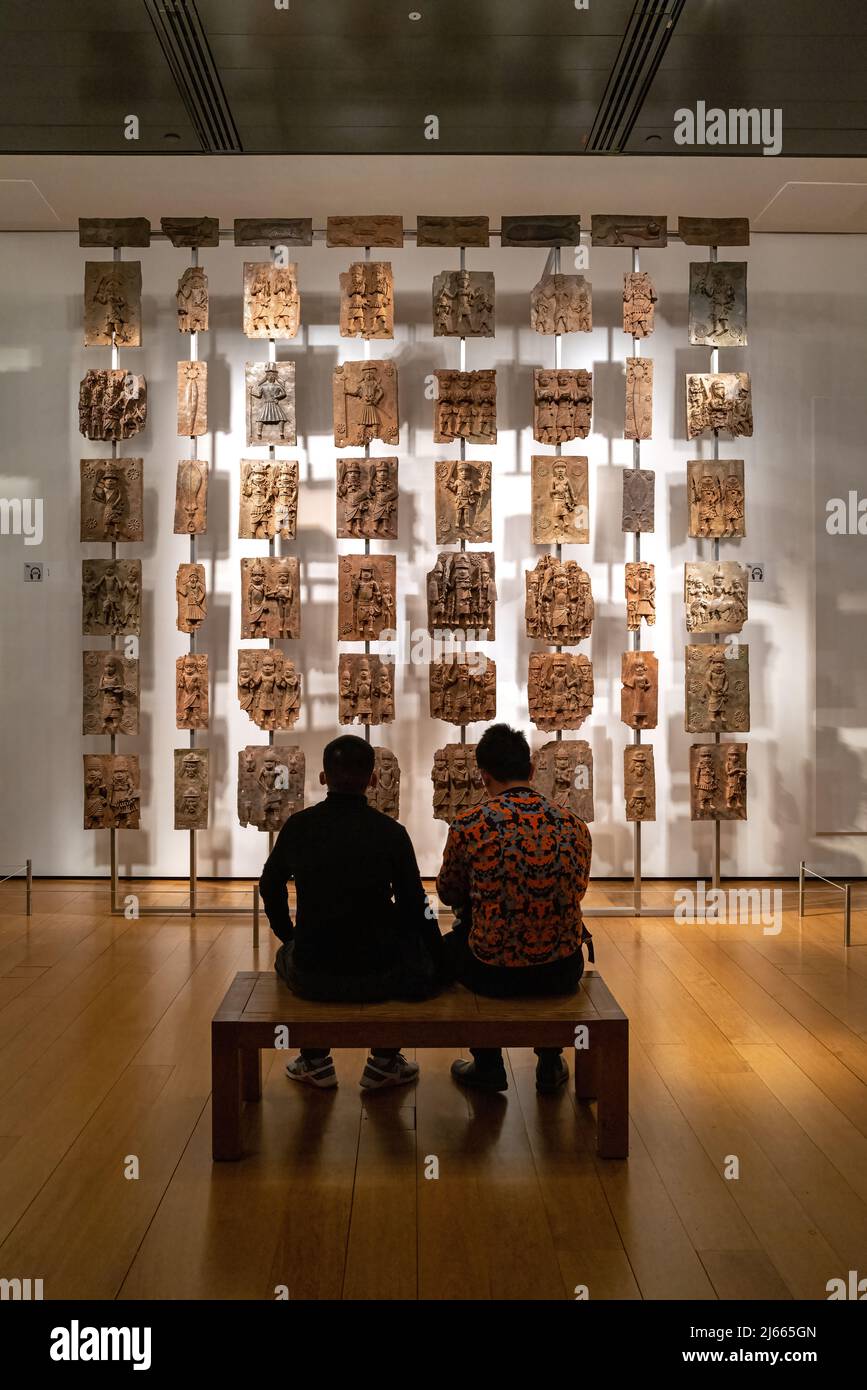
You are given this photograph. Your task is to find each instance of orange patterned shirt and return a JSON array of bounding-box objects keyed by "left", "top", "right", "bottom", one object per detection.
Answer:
[{"left": 436, "top": 787, "right": 592, "bottom": 967}]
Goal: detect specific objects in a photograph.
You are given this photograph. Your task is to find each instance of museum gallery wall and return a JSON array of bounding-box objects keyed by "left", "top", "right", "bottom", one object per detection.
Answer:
[{"left": 3, "top": 216, "right": 847, "bottom": 880}]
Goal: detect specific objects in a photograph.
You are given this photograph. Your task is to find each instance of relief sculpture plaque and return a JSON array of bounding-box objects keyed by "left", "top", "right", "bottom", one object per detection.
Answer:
[
  {"left": 416, "top": 215, "right": 490, "bottom": 248},
  {"left": 688, "top": 262, "right": 747, "bottom": 347},
  {"left": 338, "top": 556, "right": 397, "bottom": 641},
  {"left": 326, "top": 215, "right": 403, "bottom": 248},
  {"left": 240, "top": 557, "right": 301, "bottom": 640},
  {"left": 685, "top": 644, "right": 750, "bottom": 733},
  {"left": 684, "top": 562, "right": 748, "bottom": 635},
  {"left": 533, "top": 369, "right": 592, "bottom": 443},
  {"left": 427, "top": 551, "right": 496, "bottom": 639},
  {"left": 530, "top": 274, "right": 591, "bottom": 334},
  {"left": 526, "top": 556, "right": 593, "bottom": 644},
  {"left": 337, "top": 456, "right": 398, "bottom": 539},
  {"left": 247, "top": 362, "right": 297, "bottom": 446},
  {"left": 534, "top": 740, "right": 594, "bottom": 823},
  {"left": 622, "top": 469, "right": 655, "bottom": 533},
  {"left": 429, "top": 654, "right": 496, "bottom": 725},
  {"left": 531, "top": 455, "right": 588, "bottom": 544},
  {"left": 366, "top": 748, "right": 401, "bottom": 818},
  {"left": 434, "top": 370, "right": 496, "bottom": 444},
  {"left": 82, "top": 652, "right": 139, "bottom": 736},
  {"left": 80, "top": 458, "right": 143, "bottom": 542},
  {"left": 625, "top": 561, "right": 656, "bottom": 632},
  {"left": 690, "top": 743, "right": 748, "bottom": 821},
  {"left": 433, "top": 269, "right": 494, "bottom": 337},
  {"left": 625, "top": 357, "right": 653, "bottom": 440},
  {"left": 678, "top": 217, "right": 750, "bottom": 247},
  {"left": 623, "top": 272, "right": 657, "bottom": 337},
  {"left": 79, "top": 218, "right": 150, "bottom": 248},
  {"left": 177, "top": 266, "right": 208, "bottom": 333},
  {"left": 528, "top": 652, "right": 594, "bottom": 732},
  {"left": 174, "top": 460, "right": 208, "bottom": 535},
  {"left": 686, "top": 373, "right": 753, "bottom": 439},
  {"left": 624, "top": 746, "right": 656, "bottom": 822},
  {"left": 176, "top": 562, "right": 207, "bottom": 634},
  {"left": 620, "top": 651, "right": 658, "bottom": 730},
  {"left": 176, "top": 653, "right": 209, "bottom": 730},
  {"left": 239, "top": 458, "right": 299, "bottom": 540},
  {"left": 333, "top": 361, "right": 398, "bottom": 447},
  {"left": 687, "top": 459, "right": 745, "bottom": 538},
  {"left": 339, "top": 262, "right": 393, "bottom": 339},
  {"left": 177, "top": 362, "right": 207, "bottom": 437},
  {"left": 435, "top": 459, "right": 492, "bottom": 544},
  {"left": 79, "top": 370, "right": 147, "bottom": 442},
  {"left": 82, "top": 559, "right": 141, "bottom": 636},
  {"left": 431, "top": 744, "right": 485, "bottom": 823},
  {"left": 238, "top": 746, "right": 305, "bottom": 831},
  {"left": 338, "top": 654, "right": 395, "bottom": 726},
  {"left": 500, "top": 215, "right": 581, "bottom": 248},
  {"left": 162, "top": 216, "right": 220, "bottom": 248},
  {"left": 84, "top": 262, "right": 141, "bottom": 347},
  {"left": 238, "top": 649, "right": 301, "bottom": 731},
  {"left": 83, "top": 754, "right": 141, "bottom": 829},
  {"left": 174, "top": 749, "right": 209, "bottom": 830},
  {"left": 591, "top": 214, "right": 667, "bottom": 248},
  {"left": 243, "top": 262, "right": 300, "bottom": 338}
]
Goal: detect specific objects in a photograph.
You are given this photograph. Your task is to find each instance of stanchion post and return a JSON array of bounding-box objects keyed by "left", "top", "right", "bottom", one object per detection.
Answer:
[
  {"left": 25, "top": 858, "right": 32, "bottom": 917},
  {"left": 798, "top": 859, "right": 805, "bottom": 917}
]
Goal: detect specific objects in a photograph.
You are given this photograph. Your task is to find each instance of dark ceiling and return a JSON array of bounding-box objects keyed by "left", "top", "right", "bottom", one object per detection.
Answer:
[{"left": 1, "top": 0, "right": 866, "bottom": 156}]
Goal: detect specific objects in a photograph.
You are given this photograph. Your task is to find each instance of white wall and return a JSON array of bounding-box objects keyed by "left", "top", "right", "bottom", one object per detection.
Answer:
[{"left": 0, "top": 227, "right": 864, "bottom": 880}]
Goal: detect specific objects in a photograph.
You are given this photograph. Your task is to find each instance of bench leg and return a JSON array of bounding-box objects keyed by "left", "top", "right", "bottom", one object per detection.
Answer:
[
  {"left": 574, "top": 1031, "right": 599, "bottom": 1100},
  {"left": 212, "top": 1022, "right": 243, "bottom": 1161},
  {"left": 596, "top": 1019, "right": 629, "bottom": 1159},
  {"left": 241, "top": 1046, "right": 262, "bottom": 1102}
]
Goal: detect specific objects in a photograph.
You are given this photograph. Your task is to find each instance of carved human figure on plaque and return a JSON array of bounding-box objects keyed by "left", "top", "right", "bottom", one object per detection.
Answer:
[
  {"left": 625, "top": 561, "right": 656, "bottom": 632},
  {"left": 240, "top": 557, "right": 301, "bottom": 640},
  {"left": 82, "top": 559, "right": 141, "bottom": 636},
  {"left": 686, "top": 373, "right": 753, "bottom": 439},
  {"left": 432, "top": 269, "right": 495, "bottom": 337},
  {"left": 82, "top": 652, "right": 139, "bottom": 736},
  {"left": 80, "top": 458, "right": 143, "bottom": 542},
  {"left": 174, "top": 749, "right": 209, "bottom": 830},
  {"left": 426, "top": 551, "right": 497, "bottom": 638},
  {"left": 685, "top": 644, "right": 750, "bottom": 733},
  {"left": 239, "top": 459, "right": 299, "bottom": 540},
  {"left": 176, "top": 653, "right": 209, "bottom": 730},
  {"left": 83, "top": 754, "right": 141, "bottom": 830},
  {"left": 622, "top": 469, "right": 655, "bottom": 533},
  {"left": 176, "top": 563, "right": 207, "bottom": 634},
  {"left": 530, "top": 273, "right": 591, "bottom": 334},
  {"left": 435, "top": 459, "right": 492, "bottom": 544},
  {"left": 690, "top": 743, "right": 747, "bottom": 820},
  {"left": 366, "top": 748, "right": 401, "bottom": 818},
  {"left": 79, "top": 370, "right": 147, "bottom": 442},
  {"left": 620, "top": 651, "right": 658, "bottom": 729},
  {"left": 177, "top": 266, "right": 208, "bottom": 333},
  {"left": 533, "top": 369, "right": 592, "bottom": 444},
  {"left": 431, "top": 744, "right": 485, "bottom": 823},
  {"left": 83, "top": 262, "right": 142, "bottom": 346},
  {"left": 684, "top": 562, "right": 748, "bottom": 635},
  {"left": 333, "top": 361, "right": 398, "bottom": 448},
  {"left": 339, "top": 261, "right": 394, "bottom": 339},
  {"left": 246, "top": 362, "right": 297, "bottom": 446},
  {"left": 174, "top": 459, "right": 208, "bottom": 535},
  {"left": 531, "top": 456, "right": 588, "bottom": 544},
  {"left": 528, "top": 652, "right": 594, "bottom": 731},
  {"left": 623, "top": 272, "right": 657, "bottom": 337},
  {"left": 238, "top": 649, "right": 301, "bottom": 731},
  {"left": 338, "top": 654, "right": 395, "bottom": 726},
  {"left": 624, "top": 747, "right": 656, "bottom": 822},
  {"left": 525, "top": 556, "right": 593, "bottom": 644},
  {"left": 433, "top": 370, "right": 497, "bottom": 444},
  {"left": 243, "top": 262, "right": 301, "bottom": 338},
  {"left": 177, "top": 361, "right": 207, "bottom": 437},
  {"left": 687, "top": 459, "right": 745, "bottom": 539},
  {"left": 688, "top": 262, "right": 747, "bottom": 347},
  {"left": 429, "top": 654, "right": 496, "bottom": 725},
  {"left": 238, "top": 746, "right": 305, "bottom": 831},
  {"left": 336, "top": 457, "right": 399, "bottom": 540},
  {"left": 625, "top": 358, "right": 653, "bottom": 440},
  {"left": 338, "top": 556, "right": 397, "bottom": 642},
  {"left": 534, "top": 740, "right": 594, "bottom": 822}
]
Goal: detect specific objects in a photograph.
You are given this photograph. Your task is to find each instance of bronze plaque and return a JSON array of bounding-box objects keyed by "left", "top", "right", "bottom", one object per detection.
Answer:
[
  {"left": 84, "top": 262, "right": 141, "bottom": 347},
  {"left": 79, "top": 218, "right": 150, "bottom": 248},
  {"left": 684, "top": 562, "right": 748, "bottom": 635},
  {"left": 625, "top": 561, "right": 656, "bottom": 633},
  {"left": 690, "top": 743, "right": 747, "bottom": 821},
  {"left": 243, "top": 262, "right": 301, "bottom": 339},
  {"left": 622, "top": 468, "right": 655, "bottom": 533},
  {"left": 176, "top": 653, "right": 209, "bottom": 731},
  {"left": 533, "top": 368, "right": 592, "bottom": 444},
  {"left": 430, "top": 654, "right": 496, "bottom": 726},
  {"left": 621, "top": 651, "right": 658, "bottom": 730},
  {"left": 174, "top": 749, "right": 209, "bottom": 830},
  {"left": 531, "top": 274, "right": 591, "bottom": 334},
  {"left": 434, "top": 369, "right": 496, "bottom": 444},
  {"left": 333, "top": 360, "right": 398, "bottom": 448},
  {"left": 528, "top": 652, "right": 594, "bottom": 732},
  {"left": 337, "top": 457, "right": 398, "bottom": 540},
  {"left": 177, "top": 266, "right": 208, "bottom": 333},
  {"left": 678, "top": 217, "right": 750, "bottom": 247},
  {"left": 623, "top": 271, "right": 657, "bottom": 337},
  {"left": 338, "top": 555, "right": 397, "bottom": 641},
  {"left": 416, "top": 215, "right": 489, "bottom": 247},
  {"left": 176, "top": 562, "right": 207, "bottom": 634},
  {"left": 339, "top": 261, "right": 394, "bottom": 339},
  {"left": 532, "top": 456, "right": 588, "bottom": 544},
  {"left": 526, "top": 556, "right": 593, "bottom": 644},
  {"left": 338, "top": 654, "right": 395, "bottom": 726},
  {"left": 432, "top": 270, "right": 494, "bottom": 337},
  {"left": 689, "top": 262, "right": 747, "bottom": 347},
  {"left": 625, "top": 357, "right": 653, "bottom": 441},
  {"left": 326, "top": 215, "right": 404, "bottom": 248},
  {"left": 80, "top": 458, "right": 143, "bottom": 542},
  {"left": 238, "top": 649, "right": 302, "bottom": 731},
  {"left": 82, "top": 559, "right": 141, "bottom": 636},
  {"left": 535, "top": 740, "right": 594, "bottom": 822},
  {"left": 685, "top": 644, "right": 750, "bottom": 734},
  {"left": 162, "top": 216, "right": 220, "bottom": 248},
  {"left": 78, "top": 370, "right": 147, "bottom": 442},
  {"left": 233, "top": 218, "right": 313, "bottom": 246},
  {"left": 238, "top": 746, "right": 305, "bottom": 831},
  {"left": 427, "top": 551, "right": 496, "bottom": 639},
  {"left": 247, "top": 361, "right": 297, "bottom": 446},
  {"left": 367, "top": 748, "right": 401, "bottom": 818},
  {"left": 432, "top": 744, "right": 485, "bottom": 822},
  {"left": 177, "top": 361, "right": 207, "bottom": 437},
  {"left": 686, "top": 373, "right": 753, "bottom": 440},
  {"left": 435, "top": 458, "right": 491, "bottom": 544},
  {"left": 501, "top": 215, "right": 581, "bottom": 247},
  {"left": 591, "top": 214, "right": 667, "bottom": 248},
  {"left": 239, "top": 458, "right": 298, "bottom": 540},
  {"left": 240, "top": 557, "right": 301, "bottom": 640},
  {"left": 82, "top": 652, "right": 139, "bottom": 736},
  {"left": 687, "top": 459, "right": 745, "bottom": 539},
  {"left": 174, "top": 459, "right": 208, "bottom": 535},
  {"left": 624, "top": 746, "right": 656, "bottom": 822},
  {"left": 83, "top": 754, "right": 141, "bottom": 828}
]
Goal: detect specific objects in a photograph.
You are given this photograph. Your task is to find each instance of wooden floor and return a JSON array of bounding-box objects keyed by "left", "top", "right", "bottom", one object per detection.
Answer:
[{"left": 0, "top": 876, "right": 866, "bottom": 1301}]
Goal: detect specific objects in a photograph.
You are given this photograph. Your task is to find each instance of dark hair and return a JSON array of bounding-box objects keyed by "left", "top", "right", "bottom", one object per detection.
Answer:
[
  {"left": 322, "top": 734, "right": 376, "bottom": 793},
  {"left": 475, "top": 723, "right": 532, "bottom": 783}
]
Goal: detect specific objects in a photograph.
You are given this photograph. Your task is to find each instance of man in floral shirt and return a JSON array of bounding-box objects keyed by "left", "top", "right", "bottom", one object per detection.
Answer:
[{"left": 437, "top": 723, "right": 592, "bottom": 1093}]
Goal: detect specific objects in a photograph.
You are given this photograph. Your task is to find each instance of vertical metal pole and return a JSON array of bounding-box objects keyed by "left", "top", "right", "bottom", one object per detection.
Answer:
[
  {"left": 709, "top": 243, "right": 722, "bottom": 892},
  {"left": 253, "top": 882, "right": 260, "bottom": 949},
  {"left": 631, "top": 247, "right": 642, "bottom": 910},
  {"left": 798, "top": 859, "right": 805, "bottom": 917},
  {"left": 25, "top": 858, "right": 32, "bottom": 917},
  {"left": 844, "top": 883, "right": 852, "bottom": 948},
  {"left": 459, "top": 245, "right": 467, "bottom": 749},
  {"left": 363, "top": 245, "right": 373, "bottom": 747},
  {"left": 553, "top": 246, "right": 564, "bottom": 748},
  {"left": 188, "top": 246, "right": 199, "bottom": 917},
  {"left": 268, "top": 245, "right": 279, "bottom": 849},
  {"left": 109, "top": 243, "right": 120, "bottom": 913}
]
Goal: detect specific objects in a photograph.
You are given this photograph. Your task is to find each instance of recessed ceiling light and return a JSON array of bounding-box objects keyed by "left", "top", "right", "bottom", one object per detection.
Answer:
[
  {"left": 645, "top": 133, "right": 662, "bottom": 143},
  {"left": 163, "top": 131, "right": 181, "bottom": 141},
  {"left": 409, "top": 11, "right": 422, "bottom": 19}
]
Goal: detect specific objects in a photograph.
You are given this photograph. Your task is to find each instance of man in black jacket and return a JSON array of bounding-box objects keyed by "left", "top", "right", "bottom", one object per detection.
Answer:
[{"left": 259, "top": 734, "right": 442, "bottom": 1091}]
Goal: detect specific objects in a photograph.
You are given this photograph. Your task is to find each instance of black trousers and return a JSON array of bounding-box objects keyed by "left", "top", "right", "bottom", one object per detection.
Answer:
[
  {"left": 275, "top": 942, "right": 403, "bottom": 1060},
  {"left": 443, "top": 922, "right": 584, "bottom": 1074}
]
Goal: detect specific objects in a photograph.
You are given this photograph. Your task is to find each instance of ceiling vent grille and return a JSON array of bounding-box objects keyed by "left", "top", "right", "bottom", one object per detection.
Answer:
[
  {"left": 143, "top": 0, "right": 242, "bottom": 153},
  {"left": 587, "top": 0, "right": 685, "bottom": 153}
]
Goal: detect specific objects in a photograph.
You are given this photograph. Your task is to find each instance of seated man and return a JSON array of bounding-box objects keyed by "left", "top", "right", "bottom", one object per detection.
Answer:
[
  {"left": 259, "top": 734, "right": 442, "bottom": 1091},
  {"left": 436, "top": 723, "right": 592, "bottom": 1094}
]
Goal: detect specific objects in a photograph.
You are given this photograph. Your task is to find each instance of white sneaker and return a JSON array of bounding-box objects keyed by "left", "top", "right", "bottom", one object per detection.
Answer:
[
  {"left": 285, "top": 1055, "right": 338, "bottom": 1089},
  {"left": 360, "top": 1053, "right": 420, "bottom": 1090}
]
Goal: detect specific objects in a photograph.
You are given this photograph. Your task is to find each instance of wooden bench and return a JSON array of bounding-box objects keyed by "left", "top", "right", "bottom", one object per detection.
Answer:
[{"left": 211, "top": 970, "right": 628, "bottom": 1161}]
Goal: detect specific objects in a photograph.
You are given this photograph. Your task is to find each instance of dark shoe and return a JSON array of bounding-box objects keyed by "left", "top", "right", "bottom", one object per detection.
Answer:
[
  {"left": 536, "top": 1056, "right": 569, "bottom": 1093},
  {"left": 450, "top": 1058, "right": 508, "bottom": 1092},
  {"left": 360, "top": 1053, "right": 420, "bottom": 1090},
  {"left": 285, "top": 1055, "right": 338, "bottom": 1089}
]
